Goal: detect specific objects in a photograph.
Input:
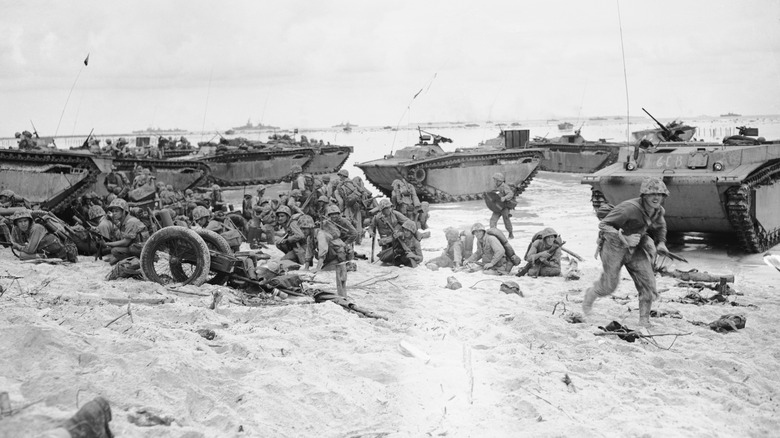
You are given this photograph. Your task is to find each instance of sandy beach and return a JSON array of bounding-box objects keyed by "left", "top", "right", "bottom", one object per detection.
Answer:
[{"left": 1, "top": 169, "right": 778, "bottom": 438}]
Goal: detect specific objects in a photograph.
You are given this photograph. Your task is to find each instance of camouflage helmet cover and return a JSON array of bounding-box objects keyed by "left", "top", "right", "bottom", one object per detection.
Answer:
[
  {"left": 291, "top": 165, "right": 303, "bottom": 173},
  {"left": 471, "top": 223, "right": 486, "bottom": 234},
  {"left": 192, "top": 206, "right": 211, "bottom": 221},
  {"left": 640, "top": 177, "right": 670, "bottom": 196},
  {"left": 108, "top": 198, "right": 129, "bottom": 212},
  {"left": 88, "top": 205, "right": 106, "bottom": 220},
  {"left": 276, "top": 205, "right": 292, "bottom": 217},
  {"left": 401, "top": 220, "right": 417, "bottom": 233},
  {"left": 0, "top": 189, "right": 15, "bottom": 198},
  {"left": 337, "top": 169, "right": 349, "bottom": 178},
  {"left": 326, "top": 205, "right": 341, "bottom": 215},
  {"left": 492, "top": 172, "right": 505, "bottom": 182},
  {"left": 10, "top": 209, "right": 33, "bottom": 222},
  {"left": 297, "top": 214, "right": 315, "bottom": 228},
  {"left": 379, "top": 199, "right": 392, "bottom": 210}
]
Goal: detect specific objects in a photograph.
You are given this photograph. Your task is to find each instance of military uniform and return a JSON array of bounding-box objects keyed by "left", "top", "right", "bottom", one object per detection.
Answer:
[
  {"left": 391, "top": 179, "right": 420, "bottom": 221},
  {"left": 489, "top": 179, "right": 514, "bottom": 238},
  {"left": 524, "top": 228, "right": 562, "bottom": 277}
]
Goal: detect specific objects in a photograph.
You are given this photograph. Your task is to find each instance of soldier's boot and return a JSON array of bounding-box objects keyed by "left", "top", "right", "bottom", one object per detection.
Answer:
[
  {"left": 581, "top": 287, "right": 597, "bottom": 316},
  {"left": 638, "top": 300, "right": 652, "bottom": 327}
]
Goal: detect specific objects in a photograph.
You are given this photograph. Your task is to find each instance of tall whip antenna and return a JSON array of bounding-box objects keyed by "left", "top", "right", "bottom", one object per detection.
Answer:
[
  {"left": 55, "top": 54, "right": 89, "bottom": 138},
  {"left": 616, "top": 0, "right": 631, "bottom": 145},
  {"left": 201, "top": 67, "right": 213, "bottom": 138},
  {"left": 391, "top": 72, "right": 438, "bottom": 154}
]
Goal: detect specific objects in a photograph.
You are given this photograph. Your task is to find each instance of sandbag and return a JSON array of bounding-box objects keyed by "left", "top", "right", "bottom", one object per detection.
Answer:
[{"left": 487, "top": 228, "right": 521, "bottom": 265}]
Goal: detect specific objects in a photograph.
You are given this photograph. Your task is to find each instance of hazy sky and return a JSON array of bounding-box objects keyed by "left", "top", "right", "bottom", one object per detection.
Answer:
[{"left": 2, "top": 0, "right": 779, "bottom": 135}]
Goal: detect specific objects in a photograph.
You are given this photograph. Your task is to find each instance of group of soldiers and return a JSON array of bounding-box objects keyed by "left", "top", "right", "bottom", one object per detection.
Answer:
[
  {"left": 1, "top": 157, "right": 672, "bottom": 327},
  {"left": 82, "top": 135, "right": 193, "bottom": 159}
]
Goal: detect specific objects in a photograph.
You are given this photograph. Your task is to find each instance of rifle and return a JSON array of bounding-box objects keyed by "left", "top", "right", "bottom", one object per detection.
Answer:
[
  {"left": 641, "top": 108, "right": 680, "bottom": 142},
  {"left": 73, "top": 216, "right": 106, "bottom": 260},
  {"left": 370, "top": 231, "right": 376, "bottom": 263},
  {"left": 516, "top": 240, "right": 565, "bottom": 277}
]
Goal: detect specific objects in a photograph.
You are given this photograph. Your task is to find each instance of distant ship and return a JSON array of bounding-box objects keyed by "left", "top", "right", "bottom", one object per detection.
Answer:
[
  {"left": 132, "top": 127, "right": 187, "bottom": 134},
  {"left": 333, "top": 122, "right": 357, "bottom": 132},
  {"left": 588, "top": 117, "right": 608, "bottom": 121},
  {"left": 464, "top": 123, "right": 479, "bottom": 128},
  {"left": 558, "top": 122, "right": 574, "bottom": 130},
  {"left": 720, "top": 112, "right": 741, "bottom": 117},
  {"left": 231, "top": 119, "right": 280, "bottom": 131}
]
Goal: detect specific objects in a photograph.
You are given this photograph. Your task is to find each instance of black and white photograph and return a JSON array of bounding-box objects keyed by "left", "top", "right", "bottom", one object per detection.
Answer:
[{"left": 1, "top": 0, "right": 779, "bottom": 436}]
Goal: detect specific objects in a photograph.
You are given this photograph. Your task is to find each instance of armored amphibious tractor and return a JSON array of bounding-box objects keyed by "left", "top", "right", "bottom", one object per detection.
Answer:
[
  {"left": 356, "top": 129, "right": 542, "bottom": 203},
  {"left": 581, "top": 127, "right": 780, "bottom": 253}
]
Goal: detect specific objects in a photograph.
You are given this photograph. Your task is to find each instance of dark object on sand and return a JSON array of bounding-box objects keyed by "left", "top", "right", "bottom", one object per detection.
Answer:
[
  {"left": 63, "top": 397, "right": 114, "bottom": 438},
  {"left": 196, "top": 329, "right": 216, "bottom": 340},
  {"left": 597, "top": 321, "right": 638, "bottom": 343},
  {"left": 708, "top": 314, "right": 746, "bottom": 333}
]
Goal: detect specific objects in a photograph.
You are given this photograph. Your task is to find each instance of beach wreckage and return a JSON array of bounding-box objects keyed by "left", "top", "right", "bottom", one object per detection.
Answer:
[
  {"left": 188, "top": 133, "right": 353, "bottom": 187},
  {"left": 356, "top": 128, "right": 542, "bottom": 203},
  {"left": 582, "top": 125, "right": 780, "bottom": 253}
]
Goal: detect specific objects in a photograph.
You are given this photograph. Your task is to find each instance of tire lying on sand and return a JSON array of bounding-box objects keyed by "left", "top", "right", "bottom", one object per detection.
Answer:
[
  {"left": 192, "top": 228, "right": 233, "bottom": 285},
  {"left": 140, "top": 226, "right": 211, "bottom": 286}
]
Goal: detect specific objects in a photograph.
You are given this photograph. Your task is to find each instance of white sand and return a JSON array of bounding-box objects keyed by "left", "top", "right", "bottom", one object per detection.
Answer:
[{"left": 1, "top": 172, "right": 779, "bottom": 438}]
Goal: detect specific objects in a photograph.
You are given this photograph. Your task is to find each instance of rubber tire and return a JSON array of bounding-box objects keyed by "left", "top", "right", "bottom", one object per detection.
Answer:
[
  {"left": 193, "top": 228, "right": 233, "bottom": 285},
  {"left": 140, "top": 226, "right": 211, "bottom": 286}
]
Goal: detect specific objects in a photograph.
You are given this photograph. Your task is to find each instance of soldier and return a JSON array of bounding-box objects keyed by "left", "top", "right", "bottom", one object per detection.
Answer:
[
  {"left": 104, "top": 165, "right": 128, "bottom": 196},
  {"left": 289, "top": 164, "right": 304, "bottom": 189},
  {"left": 378, "top": 220, "right": 423, "bottom": 267},
  {"left": 313, "top": 211, "right": 352, "bottom": 272},
  {"left": 252, "top": 198, "right": 277, "bottom": 244},
  {"left": 334, "top": 169, "right": 362, "bottom": 236},
  {"left": 210, "top": 184, "right": 224, "bottom": 211},
  {"left": 322, "top": 204, "right": 358, "bottom": 251},
  {"left": 131, "top": 168, "right": 149, "bottom": 189},
  {"left": 275, "top": 206, "right": 309, "bottom": 265},
  {"left": 489, "top": 172, "right": 515, "bottom": 239},
  {"left": 465, "top": 223, "right": 511, "bottom": 275},
  {"left": 191, "top": 206, "right": 213, "bottom": 229},
  {"left": 369, "top": 199, "right": 410, "bottom": 254},
  {"left": 242, "top": 193, "right": 254, "bottom": 220},
  {"left": 8, "top": 210, "right": 70, "bottom": 261},
  {"left": 312, "top": 195, "right": 332, "bottom": 223},
  {"left": 88, "top": 205, "right": 116, "bottom": 242},
  {"left": 391, "top": 178, "right": 420, "bottom": 222},
  {"left": 426, "top": 227, "right": 469, "bottom": 270},
  {"left": 0, "top": 190, "right": 30, "bottom": 209},
  {"left": 524, "top": 227, "right": 562, "bottom": 277},
  {"left": 254, "top": 185, "right": 268, "bottom": 207},
  {"left": 582, "top": 177, "right": 670, "bottom": 327},
  {"left": 104, "top": 198, "right": 149, "bottom": 264},
  {"left": 17, "top": 131, "right": 37, "bottom": 150}
]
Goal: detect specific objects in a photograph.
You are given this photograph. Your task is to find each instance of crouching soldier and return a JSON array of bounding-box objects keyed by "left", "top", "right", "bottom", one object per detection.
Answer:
[
  {"left": 370, "top": 199, "right": 410, "bottom": 254},
  {"left": 8, "top": 210, "right": 70, "bottom": 261},
  {"left": 523, "top": 227, "right": 563, "bottom": 277},
  {"left": 465, "top": 223, "right": 511, "bottom": 275},
  {"left": 104, "top": 199, "right": 149, "bottom": 264},
  {"left": 426, "top": 227, "right": 469, "bottom": 270},
  {"left": 378, "top": 220, "right": 423, "bottom": 267},
  {"left": 275, "top": 206, "right": 309, "bottom": 264},
  {"left": 582, "top": 177, "right": 670, "bottom": 327},
  {"left": 313, "top": 217, "right": 350, "bottom": 272}
]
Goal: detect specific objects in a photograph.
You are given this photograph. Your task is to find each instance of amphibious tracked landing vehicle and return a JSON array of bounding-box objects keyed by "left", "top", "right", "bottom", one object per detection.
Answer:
[
  {"left": 524, "top": 129, "right": 627, "bottom": 173},
  {"left": 191, "top": 137, "right": 353, "bottom": 186},
  {"left": 582, "top": 127, "right": 780, "bottom": 253},
  {"left": 0, "top": 149, "right": 210, "bottom": 214},
  {"left": 356, "top": 129, "right": 542, "bottom": 203}
]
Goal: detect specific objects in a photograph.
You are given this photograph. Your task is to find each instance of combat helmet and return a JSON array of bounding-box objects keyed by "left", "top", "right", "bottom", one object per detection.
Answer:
[
  {"left": 290, "top": 189, "right": 302, "bottom": 198},
  {"left": 297, "top": 215, "right": 315, "bottom": 229},
  {"left": 317, "top": 195, "right": 329, "bottom": 204},
  {"left": 337, "top": 169, "right": 349, "bottom": 178},
  {"left": 0, "top": 189, "right": 15, "bottom": 199},
  {"left": 539, "top": 227, "right": 558, "bottom": 239},
  {"left": 192, "top": 206, "right": 211, "bottom": 221},
  {"left": 492, "top": 172, "right": 505, "bottom": 182},
  {"left": 326, "top": 205, "right": 341, "bottom": 215},
  {"left": 379, "top": 199, "right": 392, "bottom": 210},
  {"left": 640, "top": 177, "right": 669, "bottom": 196},
  {"left": 212, "top": 184, "right": 221, "bottom": 191},
  {"left": 108, "top": 198, "right": 129, "bottom": 213},
  {"left": 276, "top": 205, "right": 292, "bottom": 217},
  {"left": 10, "top": 209, "right": 33, "bottom": 223},
  {"left": 184, "top": 189, "right": 194, "bottom": 196},
  {"left": 401, "top": 220, "right": 417, "bottom": 233},
  {"left": 88, "top": 205, "right": 106, "bottom": 220},
  {"left": 471, "top": 223, "right": 486, "bottom": 234},
  {"left": 291, "top": 165, "right": 303, "bottom": 174}
]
